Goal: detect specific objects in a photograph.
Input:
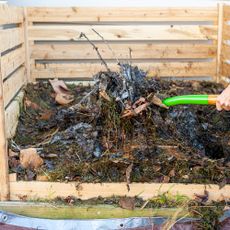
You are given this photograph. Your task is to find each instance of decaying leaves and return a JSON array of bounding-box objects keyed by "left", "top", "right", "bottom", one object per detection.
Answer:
[
  {"left": 119, "top": 197, "right": 135, "bottom": 210},
  {"left": 20, "top": 148, "right": 44, "bottom": 170},
  {"left": 55, "top": 93, "right": 74, "bottom": 105},
  {"left": 49, "top": 79, "right": 71, "bottom": 95}
]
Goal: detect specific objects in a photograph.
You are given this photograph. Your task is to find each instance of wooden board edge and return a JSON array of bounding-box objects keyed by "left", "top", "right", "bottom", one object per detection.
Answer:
[
  {"left": 4, "top": 91, "right": 24, "bottom": 139},
  {"left": 9, "top": 181, "right": 230, "bottom": 202}
]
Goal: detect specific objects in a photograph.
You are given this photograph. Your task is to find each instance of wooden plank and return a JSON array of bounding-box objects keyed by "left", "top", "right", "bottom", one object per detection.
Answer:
[
  {"left": 0, "top": 55, "right": 9, "bottom": 201},
  {"left": 0, "top": 5, "right": 24, "bottom": 25},
  {"left": 32, "top": 61, "right": 216, "bottom": 79},
  {"left": 27, "top": 7, "right": 218, "bottom": 22},
  {"left": 28, "top": 25, "right": 217, "bottom": 41},
  {"left": 0, "top": 28, "right": 24, "bottom": 53},
  {"left": 0, "top": 202, "right": 188, "bottom": 219},
  {"left": 31, "top": 43, "right": 217, "bottom": 60},
  {"left": 3, "top": 66, "right": 26, "bottom": 108},
  {"left": 1, "top": 46, "right": 25, "bottom": 80},
  {"left": 222, "top": 62, "right": 230, "bottom": 77},
  {"left": 222, "top": 43, "right": 230, "bottom": 60},
  {"left": 223, "top": 24, "right": 230, "bottom": 40},
  {"left": 216, "top": 3, "right": 224, "bottom": 83},
  {"left": 9, "top": 182, "right": 230, "bottom": 201},
  {"left": 5, "top": 91, "right": 24, "bottom": 138},
  {"left": 23, "top": 8, "right": 31, "bottom": 83},
  {"left": 224, "top": 5, "right": 230, "bottom": 21}
]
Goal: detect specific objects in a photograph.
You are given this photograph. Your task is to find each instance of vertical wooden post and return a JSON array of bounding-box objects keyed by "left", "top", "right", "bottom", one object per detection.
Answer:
[
  {"left": 0, "top": 55, "right": 9, "bottom": 201},
  {"left": 23, "top": 7, "right": 31, "bottom": 83},
  {"left": 216, "top": 3, "right": 224, "bottom": 83}
]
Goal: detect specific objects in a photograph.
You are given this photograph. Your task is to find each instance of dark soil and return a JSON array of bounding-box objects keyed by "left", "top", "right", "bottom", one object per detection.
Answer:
[{"left": 9, "top": 65, "right": 230, "bottom": 185}]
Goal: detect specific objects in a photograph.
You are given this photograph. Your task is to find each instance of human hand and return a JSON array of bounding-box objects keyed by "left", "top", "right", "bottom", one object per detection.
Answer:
[{"left": 216, "top": 85, "right": 230, "bottom": 111}]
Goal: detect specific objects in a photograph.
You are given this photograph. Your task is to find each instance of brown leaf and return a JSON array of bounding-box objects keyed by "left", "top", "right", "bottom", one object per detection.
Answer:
[
  {"left": 162, "top": 175, "right": 170, "bottom": 183},
  {"left": 169, "top": 169, "right": 175, "bottom": 177},
  {"left": 39, "top": 110, "right": 53, "bottom": 120},
  {"left": 37, "top": 175, "right": 49, "bottom": 181},
  {"left": 20, "top": 148, "right": 44, "bottom": 170},
  {"left": 49, "top": 79, "right": 70, "bottom": 94},
  {"left": 119, "top": 197, "right": 135, "bottom": 210},
  {"left": 24, "top": 97, "right": 40, "bottom": 110},
  {"left": 55, "top": 93, "right": 74, "bottom": 105},
  {"left": 157, "top": 145, "right": 187, "bottom": 160}
]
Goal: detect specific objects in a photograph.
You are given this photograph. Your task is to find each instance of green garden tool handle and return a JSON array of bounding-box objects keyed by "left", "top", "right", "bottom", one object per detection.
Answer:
[{"left": 162, "top": 95, "right": 218, "bottom": 107}]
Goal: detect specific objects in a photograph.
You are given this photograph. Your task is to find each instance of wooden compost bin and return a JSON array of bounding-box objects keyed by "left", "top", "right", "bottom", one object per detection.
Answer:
[{"left": 0, "top": 4, "right": 230, "bottom": 217}]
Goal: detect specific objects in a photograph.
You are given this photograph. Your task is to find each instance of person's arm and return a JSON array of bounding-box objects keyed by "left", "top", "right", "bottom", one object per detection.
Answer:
[{"left": 216, "top": 85, "right": 230, "bottom": 111}]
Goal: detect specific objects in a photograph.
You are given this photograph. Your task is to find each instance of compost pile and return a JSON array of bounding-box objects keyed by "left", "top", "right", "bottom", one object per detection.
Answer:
[{"left": 9, "top": 64, "right": 230, "bottom": 186}]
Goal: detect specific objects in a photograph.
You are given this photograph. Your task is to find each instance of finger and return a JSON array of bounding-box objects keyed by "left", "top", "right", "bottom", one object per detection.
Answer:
[{"left": 216, "top": 102, "right": 222, "bottom": 111}]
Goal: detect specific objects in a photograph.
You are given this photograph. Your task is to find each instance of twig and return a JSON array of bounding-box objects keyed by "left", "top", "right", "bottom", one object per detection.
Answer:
[
  {"left": 69, "top": 86, "right": 98, "bottom": 111},
  {"left": 79, "top": 32, "right": 111, "bottom": 72},
  {"left": 129, "top": 47, "right": 132, "bottom": 65},
  {"left": 92, "top": 28, "right": 120, "bottom": 64}
]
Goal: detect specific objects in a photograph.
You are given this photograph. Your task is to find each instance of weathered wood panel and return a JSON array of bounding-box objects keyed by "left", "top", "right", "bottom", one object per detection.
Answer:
[
  {"left": 1, "top": 46, "right": 25, "bottom": 80},
  {"left": 27, "top": 7, "right": 218, "bottom": 22},
  {"left": 0, "top": 28, "right": 24, "bottom": 53},
  {"left": 4, "top": 92, "right": 24, "bottom": 139},
  {"left": 3, "top": 66, "right": 26, "bottom": 108},
  {"left": 29, "top": 25, "right": 217, "bottom": 41},
  {"left": 223, "top": 5, "right": 230, "bottom": 21},
  {"left": 0, "top": 5, "right": 24, "bottom": 25},
  {"left": 222, "top": 62, "right": 230, "bottom": 77},
  {"left": 223, "top": 24, "right": 230, "bottom": 40},
  {"left": 222, "top": 43, "right": 230, "bottom": 60},
  {"left": 31, "top": 43, "right": 216, "bottom": 60},
  {"left": 9, "top": 182, "right": 230, "bottom": 201},
  {"left": 32, "top": 61, "right": 216, "bottom": 79}
]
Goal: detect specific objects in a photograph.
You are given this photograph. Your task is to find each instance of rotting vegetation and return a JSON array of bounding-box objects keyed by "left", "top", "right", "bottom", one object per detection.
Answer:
[{"left": 8, "top": 67, "right": 230, "bottom": 186}]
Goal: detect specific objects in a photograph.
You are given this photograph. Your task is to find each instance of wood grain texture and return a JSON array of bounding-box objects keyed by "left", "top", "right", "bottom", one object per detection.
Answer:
[
  {"left": 0, "top": 202, "right": 189, "bottom": 219},
  {"left": 0, "top": 56, "right": 9, "bottom": 201},
  {"left": 224, "top": 5, "right": 230, "bottom": 21},
  {"left": 3, "top": 66, "right": 26, "bottom": 108},
  {"left": 0, "top": 28, "right": 24, "bottom": 53},
  {"left": 9, "top": 181, "right": 230, "bottom": 201},
  {"left": 31, "top": 43, "right": 217, "bottom": 60},
  {"left": 222, "top": 43, "right": 230, "bottom": 60},
  {"left": 222, "top": 62, "right": 230, "bottom": 77},
  {"left": 1, "top": 46, "right": 25, "bottom": 80},
  {"left": 0, "top": 4, "right": 24, "bottom": 25},
  {"left": 4, "top": 91, "right": 24, "bottom": 139},
  {"left": 28, "top": 25, "right": 217, "bottom": 41},
  {"left": 27, "top": 7, "right": 218, "bottom": 22},
  {"left": 32, "top": 61, "right": 216, "bottom": 79},
  {"left": 223, "top": 24, "right": 230, "bottom": 40}
]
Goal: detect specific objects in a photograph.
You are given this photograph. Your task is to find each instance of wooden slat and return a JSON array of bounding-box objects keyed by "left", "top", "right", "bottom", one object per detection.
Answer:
[
  {"left": 0, "top": 55, "right": 9, "bottom": 201},
  {"left": 0, "top": 5, "right": 24, "bottom": 25},
  {"left": 28, "top": 25, "right": 217, "bottom": 41},
  {"left": 0, "top": 28, "right": 24, "bottom": 53},
  {"left": 222, "top": 62, "right": 230, "bottom": 77},
  {"left": 0, "top": 202, "right": 188, "bottom": 219},
  {"left": 9, "top": 182, "right": 230, "bottom": 201},
  {"left": 223, "top": 24, "right": 230, "bottom": 40},
  {"left": 32, "top": 61, "right": 216, "bottom": 79},
  {"left": 224, "top": 5, "right": 230, "bottom": 21},
  {"left": 31, "top": 43, "right": 216, "bottom": 60},
  {"left": 27, "top": 7, "right": 218, "bottom": 22},
  {"left": 1, "top": 46, "right": 25, "bottom": 80},
  {"left": 3, "top": 66, "right": 26, "bottom": 108},
  {"left": 4, "top": 91, "right": 24, "bottom": 138},
  {"left": 222, "top": 43, "right": 230, "bottom": 60}
]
